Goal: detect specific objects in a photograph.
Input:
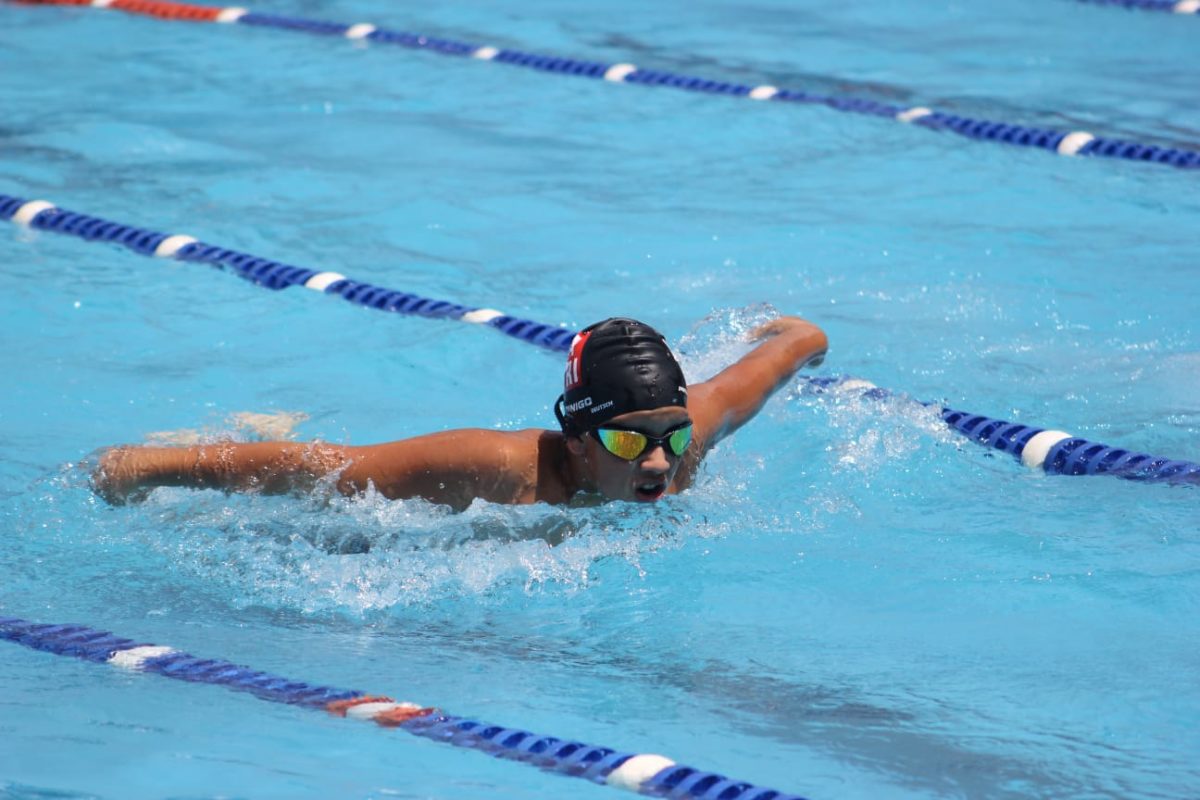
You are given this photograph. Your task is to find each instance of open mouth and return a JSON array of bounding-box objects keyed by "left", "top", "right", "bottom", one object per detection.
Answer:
[{"left": 633, "top": 480, "right": 667, "bottom": 502}]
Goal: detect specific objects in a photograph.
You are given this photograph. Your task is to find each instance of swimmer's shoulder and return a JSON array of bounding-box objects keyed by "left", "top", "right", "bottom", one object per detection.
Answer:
[
  {"left": 344, "top": 428, "right": 557, "bottom": 506},
  {"left": 424, "top": 426, "right": 556, "bottom": 453},
  {"left": 436, "top": 427, "right": 570, "bottom": 505},
  {"left": 469, "top": 428, "right": 571, "bottom": 505}
]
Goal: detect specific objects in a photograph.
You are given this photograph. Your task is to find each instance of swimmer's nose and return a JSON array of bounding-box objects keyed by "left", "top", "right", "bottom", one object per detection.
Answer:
[{"left": 639, "top": 445, "right": 671, "bottom": 474}]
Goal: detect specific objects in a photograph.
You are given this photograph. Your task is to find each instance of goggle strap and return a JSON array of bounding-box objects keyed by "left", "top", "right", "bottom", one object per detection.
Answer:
[
  {"left": 553, "top": 394, "right": 578, "bottom": 436},
  {"left": 553, "top": 394, "right": 567, "bottom": 428}
]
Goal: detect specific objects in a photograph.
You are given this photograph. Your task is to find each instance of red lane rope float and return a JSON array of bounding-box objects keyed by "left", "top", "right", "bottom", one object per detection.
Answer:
[
  {"left": 326, "top": 695, "right": 396, "bottom": 717},
  {"left": 17, "top": 0, "right": 223, "bottom": 21},
  {"left": 325, "top": 696, "right": 438, "bottom": 727},
  {"left": 109, "top": 0, "right": 222, "bottom": 22},
  {"left": 375, "top": 705, "right": 438, "bottom": 727}
]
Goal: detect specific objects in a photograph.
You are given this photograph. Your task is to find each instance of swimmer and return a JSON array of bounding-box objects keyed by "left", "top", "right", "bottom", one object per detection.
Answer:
[{"left": 95, "top": 315, "right": 827, "bottom": 509}]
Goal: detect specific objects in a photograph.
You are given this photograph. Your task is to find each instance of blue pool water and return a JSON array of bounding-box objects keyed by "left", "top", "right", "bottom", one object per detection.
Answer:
[{"left": 2, "top": 1, "right": 1198, "bottom": 797}]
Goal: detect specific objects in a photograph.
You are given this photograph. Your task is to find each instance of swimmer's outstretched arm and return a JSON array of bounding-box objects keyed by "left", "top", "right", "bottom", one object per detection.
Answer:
[
  {"left": 687, "top": 315, "right": 828, "bottom": 450},
  {"left": 94, "top": 441, "right": 352, "bottom": 504},
  {"left": 95, "top": 430, "right": 542, "bottom": 509}
]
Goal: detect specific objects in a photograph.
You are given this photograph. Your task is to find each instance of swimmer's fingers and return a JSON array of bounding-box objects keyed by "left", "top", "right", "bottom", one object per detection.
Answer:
[
  {"left": 747, "top": 319, "right": 784, "bottom": 340},
  {"left": 92, "top": 446, "right": 146, "bottom": 505},
  {"left": 103, "top": 484, "right": 152, "bottom": 506},
  {"left": 91, "top": 447, "right": 126, "bottom": 505},
  {"left": 747, "top": 315, "right": 818, "bottom": 341}
]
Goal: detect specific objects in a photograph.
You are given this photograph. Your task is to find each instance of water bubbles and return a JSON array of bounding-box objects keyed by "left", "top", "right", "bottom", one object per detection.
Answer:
[
  {"left": 50, "top": 478, "right": 739, "bottom": 618},
  {"left": 676, "top": 303, "right": 780, "bottom": 383}
]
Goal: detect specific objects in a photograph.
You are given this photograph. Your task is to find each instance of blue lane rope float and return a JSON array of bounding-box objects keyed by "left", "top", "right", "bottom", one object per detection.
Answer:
[
  {"left": 0, "top": 615, "right": 810, "bottom": 800},
  {"left": 1078, "top": 0, "right": 1200, "bottom": 13},
  {"left": 4, "top": 192, "right": 1199, "bottom": 486},
  {"left": 13, "top": 0, "right": 1200, "bottom": 171}
]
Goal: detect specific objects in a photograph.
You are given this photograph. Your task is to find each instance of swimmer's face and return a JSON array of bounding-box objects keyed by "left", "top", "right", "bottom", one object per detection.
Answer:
[{"left": 572, "top": 406, "right": 691, "bottom": 503}]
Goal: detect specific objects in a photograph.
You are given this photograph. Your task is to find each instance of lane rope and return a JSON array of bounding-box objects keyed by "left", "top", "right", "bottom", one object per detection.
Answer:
[
  {"left": 0, "top": 193, "right": 573, "bottom": 353},
  {"left": 0, "top": 615, "right": 809, "bottom": 800},
  {"left": 4, "top": 192, "right": 1197, "bottom": 487},
  {"left": 11, "top": 0, "right": 1200, "bottom": 171},
  {"left": 802, "top": 378, "right": 1200, "bottom": 485}
]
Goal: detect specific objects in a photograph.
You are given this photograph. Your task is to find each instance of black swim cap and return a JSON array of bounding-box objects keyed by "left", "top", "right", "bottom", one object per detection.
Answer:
[{"left": 554, "top": 318, "right": 688, "bottom": 436}]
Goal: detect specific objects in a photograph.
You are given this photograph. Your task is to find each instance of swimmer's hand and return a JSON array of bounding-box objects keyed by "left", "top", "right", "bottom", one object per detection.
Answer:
[
  {"left": 748, "top": 315, "right": 826, "bottom": 367},
  {"left": 93, "top": 446, "right": 152, "bottom": 505},
  {"left": 93, "top": 445, "right": 204, "bottom": 505}
]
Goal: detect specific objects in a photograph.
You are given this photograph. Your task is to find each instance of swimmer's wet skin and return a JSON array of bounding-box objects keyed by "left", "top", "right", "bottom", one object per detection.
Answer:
[{"left": 94, "top": 315, "right": 828, "bottom": 510}]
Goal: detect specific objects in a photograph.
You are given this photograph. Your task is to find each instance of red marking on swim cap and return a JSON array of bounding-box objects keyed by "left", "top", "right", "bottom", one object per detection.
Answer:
[
  {"left": 325, "top": 695, "right": 395, "bottom": 716},
  {"left": 373, "top": 705, "right": 437, "bottom": 727},
  {"left": 564, "top": 331, "right": 591, "bottom": 390}
]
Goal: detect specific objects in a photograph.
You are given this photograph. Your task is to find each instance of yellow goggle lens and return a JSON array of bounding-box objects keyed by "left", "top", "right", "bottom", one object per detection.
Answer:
[{"left": 596, "top": 428, "right": 648, "bottom": 460}]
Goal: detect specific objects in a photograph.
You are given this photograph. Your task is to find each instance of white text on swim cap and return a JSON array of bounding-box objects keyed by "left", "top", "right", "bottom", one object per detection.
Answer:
[{"left": 564, "top": 397, "right": 592, "bottom": 414}]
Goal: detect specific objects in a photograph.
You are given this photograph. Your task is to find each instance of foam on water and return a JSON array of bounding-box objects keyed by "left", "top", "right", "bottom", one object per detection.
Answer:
[{"left": 674, "top": 303, "right": 781, "bottom": 382}]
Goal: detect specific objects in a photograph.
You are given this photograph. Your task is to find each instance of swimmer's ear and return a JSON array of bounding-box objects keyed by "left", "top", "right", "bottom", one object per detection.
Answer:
[{"left": 565, "top": 435, "right": 587, "bottom": 456}]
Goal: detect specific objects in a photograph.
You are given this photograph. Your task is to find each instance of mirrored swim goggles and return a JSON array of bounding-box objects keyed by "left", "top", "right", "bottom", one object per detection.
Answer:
[{"left": 589, "top": 422, "right": 693, "bottom": 461}]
